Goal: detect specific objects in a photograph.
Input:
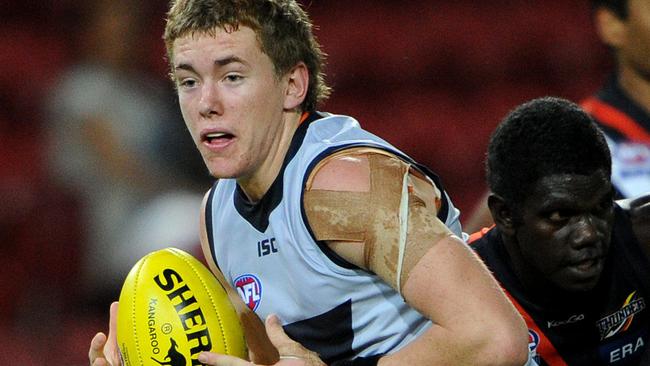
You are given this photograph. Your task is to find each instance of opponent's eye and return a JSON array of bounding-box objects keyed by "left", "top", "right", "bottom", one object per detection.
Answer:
[
  {"left": 597, "top": 196, "right": 614, "bottom": 213},
  {"left": 547, "top": 210, "right": 572, "bottom": 224}
]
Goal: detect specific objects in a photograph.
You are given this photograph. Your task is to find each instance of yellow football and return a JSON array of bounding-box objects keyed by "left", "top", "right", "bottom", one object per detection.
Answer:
[{"left": 117, "top": 247, "right": 247, "bottom": 365}]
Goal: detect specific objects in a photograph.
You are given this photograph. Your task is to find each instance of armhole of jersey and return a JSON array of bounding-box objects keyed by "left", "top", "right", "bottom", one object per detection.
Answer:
[
  {"left": 300, "top": 144, "right": 451, "bottom": 271},
  {"left": 204, "top": 182, "right": 220, "bottom": 270},
  {"left": 411, "top": 161, "right": 449, "bottom": 222},
  {"left": 467, "top": 226, "right": 495, "bottom": 244},
  {"left": 301, "top": 145, "right": 371, "bottom": 271}
]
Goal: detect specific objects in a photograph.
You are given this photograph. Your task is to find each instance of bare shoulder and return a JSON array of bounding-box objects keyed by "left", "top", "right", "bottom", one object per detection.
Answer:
[
  {"left": 308, "top": 149, "right": 371, "bottom": 192},
  {"left": 306, "top": 147, "right": 441, "bottom": 209}
]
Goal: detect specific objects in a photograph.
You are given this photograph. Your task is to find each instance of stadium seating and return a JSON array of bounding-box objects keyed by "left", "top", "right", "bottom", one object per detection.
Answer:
[{"left": 0, "top": 1, "right": 611, "bottom": 364}]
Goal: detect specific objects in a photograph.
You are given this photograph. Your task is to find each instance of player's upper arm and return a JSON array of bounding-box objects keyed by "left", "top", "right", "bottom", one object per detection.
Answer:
[
  {"left": 198, "top": 188, "right": 242, "bottom": 309},
  {"left": 303, "top": 147, "right": 452, "bottom": 293},
  {"left": 198, "top": 186, "right": 280, "bottom": 364},
  {"left": 199, "top": 189, "right": 217, "bottom": 273}
]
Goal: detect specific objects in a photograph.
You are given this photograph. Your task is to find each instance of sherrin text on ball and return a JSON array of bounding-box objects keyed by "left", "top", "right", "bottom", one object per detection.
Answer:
[{"left": 117, "top": 247, "right": 247, "bottom": 365}]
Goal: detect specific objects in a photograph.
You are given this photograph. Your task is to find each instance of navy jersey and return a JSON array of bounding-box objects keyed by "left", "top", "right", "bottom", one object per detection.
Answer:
[
  {"left": 581, "top": 76, "right": 650, "bottom": 199},
  {"left": 203, "top": 112, "right": 464, "bottom": 363},
  {"left": 470, "top": 205, "right": 650, "bottom": 365}
]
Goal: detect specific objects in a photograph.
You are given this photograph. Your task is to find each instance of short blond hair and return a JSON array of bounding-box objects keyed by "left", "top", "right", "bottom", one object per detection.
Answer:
[{"left": 164, "top": 0, "right": 331, "bottom": 112}]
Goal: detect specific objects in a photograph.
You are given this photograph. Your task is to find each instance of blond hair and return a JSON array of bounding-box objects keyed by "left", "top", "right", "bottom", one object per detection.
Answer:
[{"left": 164, "top": 0, "right": 331, "bottom": 112}]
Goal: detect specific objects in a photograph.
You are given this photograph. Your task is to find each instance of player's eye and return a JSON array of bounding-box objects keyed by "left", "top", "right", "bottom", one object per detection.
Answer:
[
  {"left": 178, "top": 78, "right": 197, "bottom": 88},
  {"left": 224, "top": 74, "right": 243, "bottom": 83}
]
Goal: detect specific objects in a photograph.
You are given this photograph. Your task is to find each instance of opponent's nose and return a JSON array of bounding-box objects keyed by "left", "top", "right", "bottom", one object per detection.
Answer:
[{"left": 570, "top": 214, "right": 605, "bottom": 249}]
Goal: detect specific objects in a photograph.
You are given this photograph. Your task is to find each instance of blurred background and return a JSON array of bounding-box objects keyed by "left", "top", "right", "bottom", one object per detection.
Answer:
[{"left": 0, "top": 0, "right": 610, "bottom": 364}]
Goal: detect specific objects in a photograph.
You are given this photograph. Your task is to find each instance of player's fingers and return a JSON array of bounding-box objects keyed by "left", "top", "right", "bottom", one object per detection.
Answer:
[
  {"left": 265, "top": 315, "right": 324, "bottom": 366},
  {"left": 198, "top": 352, "right": 252, "bottom": 366},
  {"left": 108, "top": 302, "right": 118, "bottom": 340},
  {"left": 265, "top": 314, "right": 295, "bottom": 348},
  {"left": 92, "top": 358, "right": 109, "bottom": 366},
  {"left": 89, "top": 332, "right": 107, "bottom": 364},
  {"left": 104, "top": 302, "right": 121, "bottom": 365}
]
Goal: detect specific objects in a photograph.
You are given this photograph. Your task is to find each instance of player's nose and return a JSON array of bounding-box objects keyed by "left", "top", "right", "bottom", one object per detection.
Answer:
[{"left": 199, "top": 81, "right": 223, "bottom": 118}]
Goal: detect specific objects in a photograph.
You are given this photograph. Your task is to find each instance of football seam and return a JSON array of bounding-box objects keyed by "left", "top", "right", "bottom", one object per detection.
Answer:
[
  {"left": 170, "top": 248, "right": 231, "bottom": 356},
  {"left": 131, "top": 252, "right": 147, "bottom": 366}
]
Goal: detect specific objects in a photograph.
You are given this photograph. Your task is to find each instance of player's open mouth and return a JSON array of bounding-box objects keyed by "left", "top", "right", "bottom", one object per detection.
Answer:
[
  {"left": 200, "top": 130, "right": 236, "bottom": 152},
  {"left": 204, "top": 132, "right": 234, "bottom": 143}
]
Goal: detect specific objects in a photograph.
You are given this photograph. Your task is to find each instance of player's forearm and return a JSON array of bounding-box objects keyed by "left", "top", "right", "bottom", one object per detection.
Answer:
[
  {"left": 382, "top": 237, "right": 531, "bottom": 366},
  {"left": 377, "top": 323, "right": 530, "bottom": 366}
]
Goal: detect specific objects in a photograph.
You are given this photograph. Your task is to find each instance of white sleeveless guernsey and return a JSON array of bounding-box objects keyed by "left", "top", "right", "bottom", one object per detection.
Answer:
[{"left": 204, "top": 112, "right": 464, "bottom": 362}]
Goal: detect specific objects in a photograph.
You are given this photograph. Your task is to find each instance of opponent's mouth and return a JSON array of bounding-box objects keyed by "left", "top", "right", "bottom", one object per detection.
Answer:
[
  {"left": 572, "top": 258, "right": 599, "bottom": 271},
  {"left": 566, "top": 255, "right": 604, "bottom": 274}
]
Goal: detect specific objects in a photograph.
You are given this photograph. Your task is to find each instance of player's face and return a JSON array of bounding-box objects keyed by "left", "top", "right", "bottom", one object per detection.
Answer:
[
  {"left": 172, "top": 27, "right": 289, "bottom": 181},
  {"left": 513, "top": 170, "right": 615, "bottom": 293},
  {"left": 619, "top": 0, "right": 650, "bottom": 80}
]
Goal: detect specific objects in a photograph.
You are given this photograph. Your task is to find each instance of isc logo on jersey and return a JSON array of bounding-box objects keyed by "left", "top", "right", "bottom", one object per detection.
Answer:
[{"left": 235, "top": 274, "right": 262, "bottom": 311}]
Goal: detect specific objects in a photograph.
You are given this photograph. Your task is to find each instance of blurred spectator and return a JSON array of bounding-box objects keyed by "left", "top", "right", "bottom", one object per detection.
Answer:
[
  {"left": 581, "top": 0, "right": 650, "bottom": 199},
  {"left": 0, "top": 1, "right": 614, "bottom": 364},
  {"left": 464, "top": 0, "right": 649, "bottom": 233},
  {"left": 45, "top": 0, "right": 208, "bottom": 309}
]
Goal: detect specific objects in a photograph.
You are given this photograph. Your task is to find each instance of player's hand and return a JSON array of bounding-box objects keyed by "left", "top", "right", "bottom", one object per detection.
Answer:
[
  {"left": 629, "top": 194, "right": 650, "bottom": 247},
  {"left": 89, "top": 302, "right": 122, "bottom": 366},
  {"left": 197, "top": 314, "right": 326, "bottom": 366}
]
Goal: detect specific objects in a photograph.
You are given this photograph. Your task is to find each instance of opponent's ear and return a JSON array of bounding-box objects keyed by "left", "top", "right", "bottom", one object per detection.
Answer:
[
  {"left": 283, "top": 62, "right": 309, "bottom": 110},
  {"left": 594, "top": 7, "right": 626, "bottom": 49},
  {"left": 488, "top": 194, "right": 516, "bottom": 236}
]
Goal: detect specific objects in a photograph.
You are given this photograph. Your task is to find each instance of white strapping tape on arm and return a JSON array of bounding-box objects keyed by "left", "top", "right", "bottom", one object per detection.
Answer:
[{"left": 396, "top": 165, "right": 410, "bottom": 294}]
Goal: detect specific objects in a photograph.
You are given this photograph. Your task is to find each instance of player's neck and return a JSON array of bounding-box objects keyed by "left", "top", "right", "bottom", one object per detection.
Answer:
[
  {"left": 618, "top": 66, "right": 650, "bottom": 116},
  {"left": 238, "top": 111, "right": 303, "bottom": 202}
]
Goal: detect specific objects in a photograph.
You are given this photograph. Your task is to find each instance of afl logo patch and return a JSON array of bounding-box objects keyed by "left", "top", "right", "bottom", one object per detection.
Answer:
[
  {"left": 234, "top": 274, "right": 262, "bottom": 311},
  {"left": 528, "top": 329, "right": 540, "bottom": 353},
  {"left": 528, "top": 329, "right": 542, "bottom": 364}
]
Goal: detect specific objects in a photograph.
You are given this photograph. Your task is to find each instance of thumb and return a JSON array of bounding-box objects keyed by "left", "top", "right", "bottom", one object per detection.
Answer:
[
  {"left": 264, "top": 314, "right": 294, "bottom": 348},
  {"left": 264, "top": 315, "right": 326, "bottom": 366},
  {"left": 105, "top": 302, "right": 122, "bottom": 365}
]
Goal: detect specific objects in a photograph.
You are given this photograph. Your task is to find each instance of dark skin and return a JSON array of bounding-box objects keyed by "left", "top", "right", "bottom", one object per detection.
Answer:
[
  {"left": 488, "top": 168, "right": 650, "bottom": 362},
  {"left": 489, "top": 169, "right": 618, "bottom": 301}
]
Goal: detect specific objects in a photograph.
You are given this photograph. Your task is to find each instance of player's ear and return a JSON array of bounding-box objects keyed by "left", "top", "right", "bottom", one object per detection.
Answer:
[
  {"left": 594, "top": 6, "right": 626, "bottom": 49},
  {"left": 488, "top": 194, "right": 516, "bottom": 236},
  {"left": 283, "top": 62, "right": 308, "bottom": 110}
]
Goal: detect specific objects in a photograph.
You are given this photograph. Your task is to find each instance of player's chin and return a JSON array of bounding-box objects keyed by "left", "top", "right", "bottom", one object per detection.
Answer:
[
  {"left": 205, "top": 159, "right": 245, "bottom": 180},
  {"left": 557, "top": 262, "right": 604, "bottom": 292}
]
